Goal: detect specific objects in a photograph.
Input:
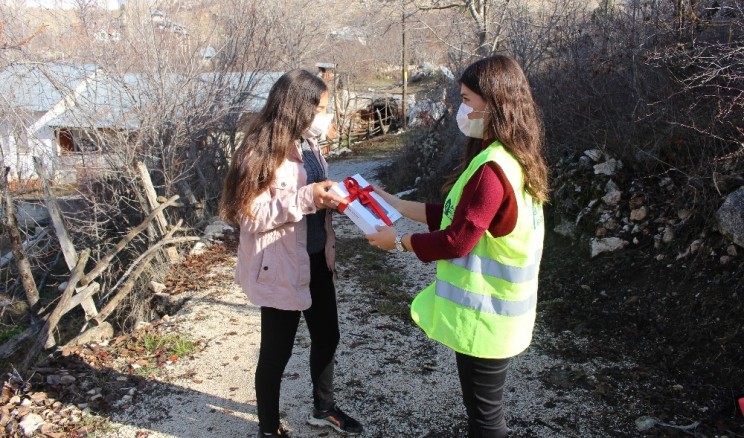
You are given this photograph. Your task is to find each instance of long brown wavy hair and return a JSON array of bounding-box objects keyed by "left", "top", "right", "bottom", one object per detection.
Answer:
[
  {"left": 445, "top": 55, "right": 549, "bottom": 204},
  {"left": 219, "top": 69, "right": 328, "bottom": 227}
]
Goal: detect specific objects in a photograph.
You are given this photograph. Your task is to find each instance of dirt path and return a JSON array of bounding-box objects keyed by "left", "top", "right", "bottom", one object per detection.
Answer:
[{"left": 100, "top": 157, "right": 631, "bottom": 437}]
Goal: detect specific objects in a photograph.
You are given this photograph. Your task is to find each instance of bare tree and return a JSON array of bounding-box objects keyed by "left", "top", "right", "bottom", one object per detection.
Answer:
[
  {"left": 0, "top": 0, "right": 343, "bottom": 362},
  {"left": 502, "top": 0, "right": 590, "bottom": 76}
]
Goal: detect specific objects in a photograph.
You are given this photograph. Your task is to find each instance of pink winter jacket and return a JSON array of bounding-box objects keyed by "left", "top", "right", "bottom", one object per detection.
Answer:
[{"left": 235, "top": 138, "right": 336, "bottom": 311}]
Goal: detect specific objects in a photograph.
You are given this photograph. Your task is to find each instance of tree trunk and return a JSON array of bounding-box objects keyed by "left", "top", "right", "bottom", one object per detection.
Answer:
[
  {"left": 402, "top": 6, "right": 408, "bottom": 129},
  {"left": 467, "top": 0, "right": 490, "bottom": 56},
  {"left": 1, "top": 167, "right": 39, "bottom": 308}
]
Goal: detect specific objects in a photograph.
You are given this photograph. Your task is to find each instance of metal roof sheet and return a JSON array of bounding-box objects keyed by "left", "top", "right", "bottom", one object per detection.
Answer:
[
  {"left": 0, "top": 63, "right": 96, "bottom": 112},
  {"left": 2, "top": 63, "right": 284, "bottom": 129}
]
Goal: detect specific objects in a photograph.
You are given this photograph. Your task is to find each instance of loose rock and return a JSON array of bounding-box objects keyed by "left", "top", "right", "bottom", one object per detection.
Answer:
[
  {"left": 630, "top": 206, "right": 648, "bottom": 222},
  {"left": 19, "top": 413, "right": 44, "bottom": 435},
  {"left": 591, "top": 237, "right": 629, "bottom": 257},
  {"left": 715, "top": 186, "right": 744, "bottom": 247}
]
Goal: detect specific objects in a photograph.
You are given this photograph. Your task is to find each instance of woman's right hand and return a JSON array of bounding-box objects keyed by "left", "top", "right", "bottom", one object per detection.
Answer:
[
  {"left": 372, "top": 185, "right": 400, "bottom": 210},
  {"left": 373, "top": 185, "right": 427, "bottom": 224},
  {"left": 312, "top": 180, "right": 348, "bottom": 210}
]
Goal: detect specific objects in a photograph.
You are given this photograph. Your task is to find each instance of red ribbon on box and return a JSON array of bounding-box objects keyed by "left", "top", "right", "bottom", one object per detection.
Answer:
[{"left": 338, "top": 177, "right": 393, "bottom": 226}]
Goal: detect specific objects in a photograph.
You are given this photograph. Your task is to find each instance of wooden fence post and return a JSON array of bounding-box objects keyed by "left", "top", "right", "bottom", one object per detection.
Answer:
[
  {"left": 135, "top": 161, "right": 179, "bottom": 263},
  {"left": 33, "top": 157, "right": 99, "bottom": 324}
]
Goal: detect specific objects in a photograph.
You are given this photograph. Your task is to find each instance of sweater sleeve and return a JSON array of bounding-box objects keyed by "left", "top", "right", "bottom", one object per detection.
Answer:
[
  {"left": 409, "top": 162, "right": 517, "bottom": 262},
  {"left": 425, "top": 203, "right": 443, "bottom": 231}
]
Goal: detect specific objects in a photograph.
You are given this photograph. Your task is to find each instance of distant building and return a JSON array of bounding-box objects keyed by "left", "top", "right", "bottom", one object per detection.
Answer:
[
  {"left": 329, "top": 26, "right": 367, "bottom": 46},
  {"left": 316, "top": 62, "right": 337, "bottom": 84},
  {"left": 150, "top": 8, "right": 188, "bottom": 36},
  {"left": 0, "top": 63, "right": 282, "bottom": 184}
]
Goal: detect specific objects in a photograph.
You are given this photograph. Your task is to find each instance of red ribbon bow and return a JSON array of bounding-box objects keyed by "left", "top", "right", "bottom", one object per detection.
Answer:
[{"left": 338, "top": 177, "right": 393, "bottom": 226}]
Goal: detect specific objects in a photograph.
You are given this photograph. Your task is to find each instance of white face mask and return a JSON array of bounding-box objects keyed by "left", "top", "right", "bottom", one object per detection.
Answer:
[
  {"left": 302, "top": 113, "right": 333, "bottom": 139},
  {"left": 456, "top": 103, "right": 485, "bottom": 139}
]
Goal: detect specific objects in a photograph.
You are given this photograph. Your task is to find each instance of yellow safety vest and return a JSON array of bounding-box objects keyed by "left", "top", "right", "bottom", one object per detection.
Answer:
[{"left": 411, "top": 141, "right": 544, "bottom": 358}]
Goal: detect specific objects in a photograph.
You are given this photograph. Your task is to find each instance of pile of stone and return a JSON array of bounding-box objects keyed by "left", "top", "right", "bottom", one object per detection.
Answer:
[
  {"left": 0, "top": 359, "right": 132, "bottom": 437},
  {"left": 551, "top": 149, "right": 742, "bottom": 262},
  {"left": 0, "top": 316, "right": 193, "bottom": 437}
]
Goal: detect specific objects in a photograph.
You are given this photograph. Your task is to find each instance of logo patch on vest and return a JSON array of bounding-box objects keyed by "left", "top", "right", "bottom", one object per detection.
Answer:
[
  {"left": 532, "top": 203, "right": 543, "bottom": 230},
  {"left": 444, "top": 199, "right": 454, "bottom": 220}
]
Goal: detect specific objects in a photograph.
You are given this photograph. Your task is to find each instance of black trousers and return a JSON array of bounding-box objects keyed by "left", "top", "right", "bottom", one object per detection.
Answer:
[
  {"left": 255, "top": 251, "right": 340, "bottom": 433},
  {"left": 455, "top": 352, "right": 511, "bottom": 438}
]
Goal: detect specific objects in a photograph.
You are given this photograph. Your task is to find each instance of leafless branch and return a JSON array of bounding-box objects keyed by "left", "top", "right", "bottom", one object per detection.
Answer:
[{"left": 20, "top": 250, "right": 90, "bottom": 371}]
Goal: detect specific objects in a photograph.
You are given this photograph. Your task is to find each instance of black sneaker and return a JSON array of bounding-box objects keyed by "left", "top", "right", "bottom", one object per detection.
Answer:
[
  {"left": 307, "top": 404, "right": 363, "bottom": 435},
  {"left": 256, "top": 425, "right": 291, "bottom": 437}
]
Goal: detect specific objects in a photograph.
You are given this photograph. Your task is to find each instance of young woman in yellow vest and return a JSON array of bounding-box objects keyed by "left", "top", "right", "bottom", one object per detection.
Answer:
[{"left": 367, "top": 55, "right": 549, "bottom": 438}]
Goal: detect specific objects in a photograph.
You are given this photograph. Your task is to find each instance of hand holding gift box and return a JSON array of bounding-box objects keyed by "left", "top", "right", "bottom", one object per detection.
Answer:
[{"left": 330, "top": 174, "right": 402, "bottom": 234}]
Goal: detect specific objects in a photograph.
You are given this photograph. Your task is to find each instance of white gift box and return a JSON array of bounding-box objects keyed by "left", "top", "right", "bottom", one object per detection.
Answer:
[{"left": 330, "top": 174, "right": 402, "bottom": 234}]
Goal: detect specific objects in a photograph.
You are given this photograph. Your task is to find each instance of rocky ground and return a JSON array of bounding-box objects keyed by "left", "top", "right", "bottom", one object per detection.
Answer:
[
  {"left": 542, "top": 148, "right": 744, "bottom": 438},
  {"left": 1, "top": 153, "right": 742, "bottom": 437}
]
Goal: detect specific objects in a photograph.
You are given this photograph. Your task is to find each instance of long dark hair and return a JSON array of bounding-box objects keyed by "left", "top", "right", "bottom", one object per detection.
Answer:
[
  {"left": 445, "top": 55, "right": 549, "bottom": 203},
  {"left": 220, "top": 69, "right": 327, "bottom": 226}
]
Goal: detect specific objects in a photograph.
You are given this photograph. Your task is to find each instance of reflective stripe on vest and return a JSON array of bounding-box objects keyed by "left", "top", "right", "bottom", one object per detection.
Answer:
[
  {"left": 435, "top": 279, "right": 537, "bottom": 316},
  {"left": 448, "top": 250, "right": 542, "bottom": 285}
]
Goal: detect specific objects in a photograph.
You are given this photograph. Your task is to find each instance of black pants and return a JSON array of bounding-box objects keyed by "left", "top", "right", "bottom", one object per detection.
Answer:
[
  {"left": 455, "top": 352, "right": 511, "bottom": 438},
  {"left": 255, "top": 251, "right": 340, "bottom": 433}
]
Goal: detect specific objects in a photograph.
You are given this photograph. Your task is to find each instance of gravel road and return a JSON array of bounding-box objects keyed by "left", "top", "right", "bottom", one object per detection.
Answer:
[{"left": 102, "top": 157, "right": 625, "bottom": 438}]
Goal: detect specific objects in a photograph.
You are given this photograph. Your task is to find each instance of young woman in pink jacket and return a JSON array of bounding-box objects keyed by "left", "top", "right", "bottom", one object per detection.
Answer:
[{"left": 220, "top": 69, "right": 363, "bottom": 438}]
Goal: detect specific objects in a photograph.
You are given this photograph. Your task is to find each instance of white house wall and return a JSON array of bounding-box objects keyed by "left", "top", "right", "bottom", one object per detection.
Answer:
[
  {"left": 0, "top": 122, "right": 15, "bottom": 178},
  {"left": 31, "top": 125, "right": 57, "bottom": 181},
  {"left": 0, "top": 114, "right": 55, "bottom": 182}
]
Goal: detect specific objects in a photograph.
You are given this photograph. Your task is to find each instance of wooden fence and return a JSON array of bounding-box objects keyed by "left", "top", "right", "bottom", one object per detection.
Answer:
[{"left": 0, "top": 159, "right": 199, "bottom": 370}]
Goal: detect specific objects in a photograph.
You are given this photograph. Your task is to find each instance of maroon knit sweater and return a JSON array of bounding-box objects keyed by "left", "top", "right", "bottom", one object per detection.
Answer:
[{"left": 409, "top": 161, "right": 518, "bottom": 263}]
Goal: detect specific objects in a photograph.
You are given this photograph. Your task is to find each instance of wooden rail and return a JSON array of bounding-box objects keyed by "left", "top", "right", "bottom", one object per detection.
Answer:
[{"left": 0, "top": 160, "right": 194, "bottom": 370}]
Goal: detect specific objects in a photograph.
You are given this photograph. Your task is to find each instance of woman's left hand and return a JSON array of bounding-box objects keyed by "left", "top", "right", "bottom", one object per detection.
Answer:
[{"left": 366, "top": 225, "right": 397, "bottom": 250}]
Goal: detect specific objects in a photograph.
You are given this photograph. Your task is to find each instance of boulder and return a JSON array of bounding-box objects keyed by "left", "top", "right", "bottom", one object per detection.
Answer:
[
  {"left": 149, "top": 281, "right": 166, "bottom": 293},
  {"left": 715, "top": 186, "right": 744, "bottom": 247},
  {"left": 590, "top": 237, "right": 629, "bottom": 257},
  {"left": 67, "top": 322, "right": 114, "bottom": 346},
  {"left": 438, "top": 65, "right": 454, "bottom": 80},
  {"left": 408, "top": 100, "right": 446, "bottom": 127}
]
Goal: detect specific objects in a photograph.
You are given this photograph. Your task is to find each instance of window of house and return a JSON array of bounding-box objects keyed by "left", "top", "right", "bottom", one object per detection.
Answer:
[
  {"left": 56, "top": 128, "right": 75, "bottom": 153},
  {"left": 55, "top": 128, "right": 101, "bottom": 153}
]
